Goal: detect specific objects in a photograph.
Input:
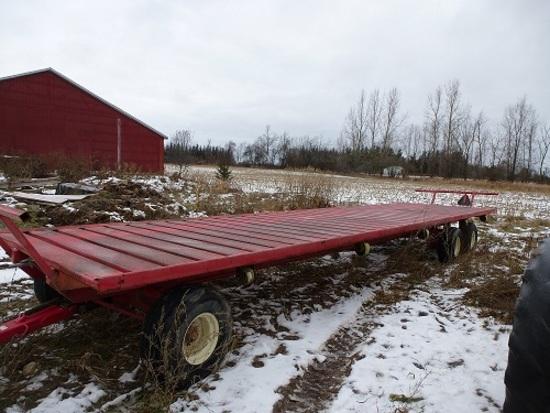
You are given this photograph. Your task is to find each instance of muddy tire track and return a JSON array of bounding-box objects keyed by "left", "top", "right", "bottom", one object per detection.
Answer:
[{"left": 273, "top": 254, "right": 435, "bottom": 413}]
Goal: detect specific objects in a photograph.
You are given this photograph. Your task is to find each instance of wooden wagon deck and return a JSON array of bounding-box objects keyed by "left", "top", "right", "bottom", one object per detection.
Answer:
[{"left": 0, "top": 203, "right": 495, "bottom": 297}]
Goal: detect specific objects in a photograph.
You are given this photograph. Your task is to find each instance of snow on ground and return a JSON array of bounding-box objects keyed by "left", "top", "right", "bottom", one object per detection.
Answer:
[
  {"left": 174, "top": 286, "right": 376, "bottom": 413},
  {"left": 0, "top": 268, "right": 27, "bottom": 285},
  {"left": 330, "top": 281, "right": 509, "bottom": 413},
  {"left": 6, "top": 382, "right": 106, "bottom": 413},
  {"left": 0, "top": 251, "right": 27, "bottom": 285}
]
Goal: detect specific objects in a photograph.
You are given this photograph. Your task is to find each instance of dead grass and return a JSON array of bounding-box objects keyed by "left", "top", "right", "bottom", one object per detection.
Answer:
[
  {"left": 462, "top": 276, "right": 520, "bottom": 323},
  {"left": 279, "top": 173, "right": 336, "bottom": 209},
  {"left": 0, "top": 155, "right": 52, "bottom": 182},
  {"left": 376, "top": 174, "right": 550, "bottom": 195},
  {"left": 442, "top": 218, "right": 547, "bottom": 323},
  {"left": 0, "top": 308, "right": 141, "bottom": 410},
  {"left": 187, "top": 171, "right": 337, "bottom": 217},
  {"left": 192, "top": 164, "right": 550, "bottom": 196}
]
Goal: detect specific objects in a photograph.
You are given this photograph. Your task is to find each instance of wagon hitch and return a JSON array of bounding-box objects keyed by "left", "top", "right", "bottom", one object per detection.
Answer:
[
  {"left": 0, "top": 205, "right": 56, "bottom": 280},
  {"left": 0, "top": 205, "right": 77, "bottom": 344},
  {"left": 0, "top": 299, "right": 78, "bottom": 344}
]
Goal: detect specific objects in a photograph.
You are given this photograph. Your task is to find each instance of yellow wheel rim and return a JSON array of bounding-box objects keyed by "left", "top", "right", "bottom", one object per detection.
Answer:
[
  {"left": 183, "top": 312, "right": 220, "bottom": 365},
  {"left": 453, "top": 236, "right": 461, "bottom": 258}
]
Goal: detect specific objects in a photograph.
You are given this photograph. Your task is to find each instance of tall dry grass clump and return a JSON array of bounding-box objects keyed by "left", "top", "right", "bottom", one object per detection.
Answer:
[
  {"left": 280, "top": 173, "right": 337, "bottom": 209},
  {"left": 183, "top": 170, "right": 339, "bottom": 216}
]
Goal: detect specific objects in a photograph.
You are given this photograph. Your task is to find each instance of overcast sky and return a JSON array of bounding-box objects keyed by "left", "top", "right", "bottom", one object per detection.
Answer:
[{"left": 1, "top": 0, "right": 548, "bottom": 144}]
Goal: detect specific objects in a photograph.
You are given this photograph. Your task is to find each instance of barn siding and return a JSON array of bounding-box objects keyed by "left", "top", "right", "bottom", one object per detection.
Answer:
[{"left": 0, "top": 70, "right": 164, "bottom": 172}]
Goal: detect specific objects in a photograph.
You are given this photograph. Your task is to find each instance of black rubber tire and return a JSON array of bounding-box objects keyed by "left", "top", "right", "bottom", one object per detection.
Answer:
[
  {"left": 141, "top": 285, "right": 232, "bottom": 388},
  {"left": 460, "top": 222, "right": 478, "bottom": 253},
  {"left": 436, "top": 227, "right": 462, "bottom": 263},
  {"left": 504, "top": 238, "right": 550, "bottom": 413},
  {"left": 33, "top": 277, "right": 60, "bottom": 303}
]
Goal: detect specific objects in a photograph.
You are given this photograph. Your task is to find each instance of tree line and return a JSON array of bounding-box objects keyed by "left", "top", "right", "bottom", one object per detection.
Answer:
[
  {"left": 165, "top": 80, "right": 550, "bottom": 182},
  {"left": 165, "top": 129, "right": 234, "bottom": 167}
]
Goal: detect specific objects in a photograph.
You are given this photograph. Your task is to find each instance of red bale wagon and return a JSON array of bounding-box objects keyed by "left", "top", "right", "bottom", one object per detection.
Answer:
[{"left": 0, "top": 190, "right": 497, "bottom": 385}]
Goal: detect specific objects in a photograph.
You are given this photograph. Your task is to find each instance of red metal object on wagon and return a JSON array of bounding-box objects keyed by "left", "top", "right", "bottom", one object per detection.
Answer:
[{"left": 415, "top": 188, "right": 499, "bottom": 205}]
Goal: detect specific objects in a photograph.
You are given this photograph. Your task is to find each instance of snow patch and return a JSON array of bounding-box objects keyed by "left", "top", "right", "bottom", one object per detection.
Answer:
[
  {"left": 329, "top": 285, "right": 510, "bottom": 413},
  {"left": 16, "top": 382, "right": 105, "bottom": 413}
]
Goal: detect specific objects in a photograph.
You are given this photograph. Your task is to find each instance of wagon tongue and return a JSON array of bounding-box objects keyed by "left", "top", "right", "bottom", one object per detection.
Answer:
[
  {"left": 0, "top": 205, "right": 56, "bottom": 280},
  {"left": 0, "top": 301, "right": 78, "bottom": 344}
]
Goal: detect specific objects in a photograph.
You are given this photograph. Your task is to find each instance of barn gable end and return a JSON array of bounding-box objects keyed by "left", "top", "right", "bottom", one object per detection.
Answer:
[{"left": 0, "top": 68, "right": 165, "bottom": 172}]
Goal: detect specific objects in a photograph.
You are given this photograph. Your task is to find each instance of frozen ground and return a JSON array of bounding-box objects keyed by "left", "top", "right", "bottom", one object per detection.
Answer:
[
  {"left": 0, "top": 166, "right": 549, "bottom": 412},
  {"left": 330, "top": 283, "right": 509, "bottom": 413}
]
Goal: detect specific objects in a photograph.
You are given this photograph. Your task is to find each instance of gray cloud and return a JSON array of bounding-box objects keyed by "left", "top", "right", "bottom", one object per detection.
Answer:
[{"left": 1, "top": 0, "right": 548, "bottom": 144}]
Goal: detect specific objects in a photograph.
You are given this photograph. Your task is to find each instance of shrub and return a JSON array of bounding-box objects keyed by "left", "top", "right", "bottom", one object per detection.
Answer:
[
  {"left": 281, "top": 174, "right": 335, "bottom": 209},
  {"left": 0, "top": 155, "right": 52, "bottom": 182},
  {"left": 57, "top": 158, "right": 91, "bottom": 182}
]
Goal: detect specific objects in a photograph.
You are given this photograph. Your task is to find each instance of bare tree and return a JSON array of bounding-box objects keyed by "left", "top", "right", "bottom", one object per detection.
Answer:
[
  {"left": 260, "top": 125, "right": 278, "bottom": 165},
  {"left": 366, "top": 89, "right": 382, "bottom": 148},
  {"left": 381, "top": 88, "right": 403, "bottom": 151},
  {"left": 425, "top": 86, "right": 443, "bottom": 156},
  {"left": 170, "top": 129, "right": 193, "bottom": 173},
  {"left": 424, "top": 86, "right": 443, "bottom": 176},
  {"left": 473, "top": 112, "right": 488, "bottom": 168},
  {"left": 502, "top": 97, "right": 537, "bottom": 180},
  {"left": 537, "top": 124, "right": 550, "bottom": 179},
  {"left": 457, "top": 108, "right": 479, "bottom": 179},
  {"left": 235, "top": 142, "right": 247, "bottom": 164},
  {"left": 341, "top": 90, "right": 368, "bottom": 152},
  {"left": 488, "top": 130, "right": 504, "bottom": 169},
  {"left": 403, "top": 123, "right": 422, "bottom": 160},
  {"left": 277, "top": 132, "right": 291, "bottom": 167},
  {"left": 525, "top": 117, "right": 538, "bottom": 174},
  {"left": 171, "top": 129, "right": 192, "bottom": 148},
  {"left": 443, "top": 80, "right": 463, "bottom": 154}
]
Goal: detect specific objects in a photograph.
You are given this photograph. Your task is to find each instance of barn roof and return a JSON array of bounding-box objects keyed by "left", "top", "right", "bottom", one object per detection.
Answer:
[{"left": 0, "top": 68, "right": 168, "bottom": 139}]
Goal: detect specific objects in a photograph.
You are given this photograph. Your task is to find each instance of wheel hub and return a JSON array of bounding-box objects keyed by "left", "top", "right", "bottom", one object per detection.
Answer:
[{"left": 183, "top": 312, "right": 220, "bottom": 365}]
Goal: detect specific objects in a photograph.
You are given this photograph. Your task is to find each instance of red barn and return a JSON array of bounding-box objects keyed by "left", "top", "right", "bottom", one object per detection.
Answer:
[{"left": 0, "top": 68, "right": 166, "bottom": 172}]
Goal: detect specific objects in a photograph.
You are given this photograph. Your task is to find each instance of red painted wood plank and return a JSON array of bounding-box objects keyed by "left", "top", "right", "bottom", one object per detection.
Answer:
[
  {"left": 0, "top": 233, "right": 121, "bottom": 283},
  {"left": 196, "top": 215, "right": 351, "bottom": 238},
  {"left": 30, "top": 230, "right": 159, "bottom": 272},
  {"left": 123, "top": 222, "right": 264, "bottom": 252},
  {"left": 57, "top": 228, "right": 188, "bottom": 265},
  {"left": 168, "top": 218, "right": 329, "bottom": 241},
  {"left": 164, "top": 220, "right": 317, "bottom": 244},
  {"left": 232, "top": 215, "right": 374, "bottom": 235},
  {"left": 146, "top": 221, "right": 288, "bottom": 248},
  {"left": 88, "top": 226, "right": 237, "bottom": 258}
]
